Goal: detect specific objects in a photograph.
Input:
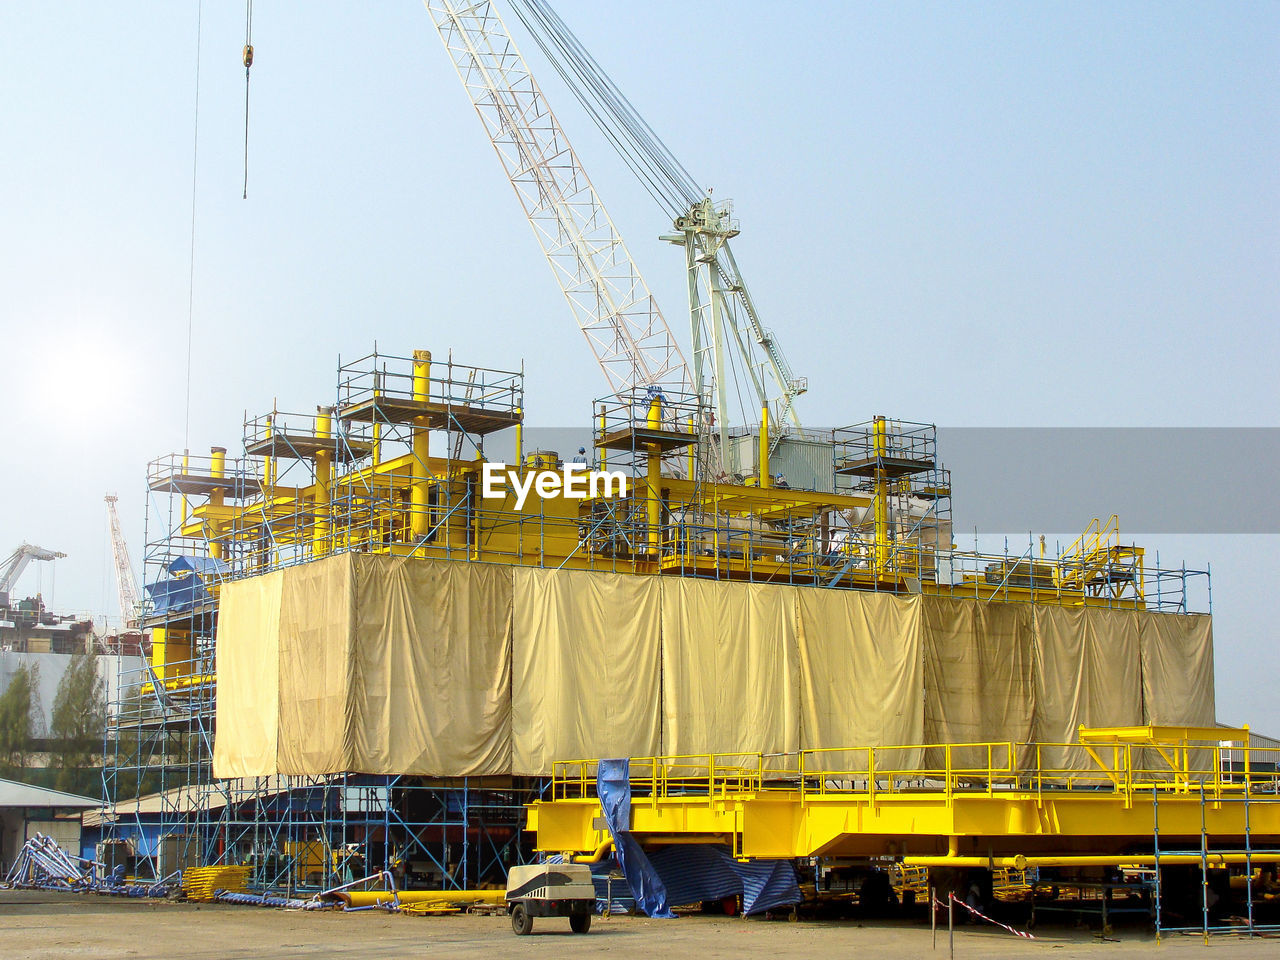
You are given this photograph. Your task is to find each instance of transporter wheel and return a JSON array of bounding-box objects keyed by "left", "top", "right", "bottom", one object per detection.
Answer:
[
  {"left": 511, "top": 904, "right": 533, "bottom": 936},
  {"left": 570, "top": 912, "right": 592, "bottom": 934}
]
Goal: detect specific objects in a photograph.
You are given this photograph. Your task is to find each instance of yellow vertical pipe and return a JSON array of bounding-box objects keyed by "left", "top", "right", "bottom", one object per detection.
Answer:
[
  {"left": 598, "top": 405, "right": 607, "bottom": 471},
  {"left": 371, "top": 372, "right": 383, "bottom": 467},
  {"left": 208, "top": 446, "right": 226, "bottom": 561},
  {"left": 472, "top": 448, "right": 483, "bottom": 561},
  {"left": 515, "top": 406, "right": 524, "bottom": 466},
  {"left": 313, "top": 406, "right": 333, "bottom": 557},
  {"left": 647, "top": 398, "right": 662, "bottom": 558},
  {"left": 686, "top": 416, "right": 695, "bottom": 481},
  {"left": 181, "top": 450, "right": 191, "bottom": 526},
  {"left": 411, "top": 350, "right": 432, "bottom": 541},
  {"left": 759, "top": 404, "right": 771, "bottom": 489},
  {"left": 263, "top": 414, "right": 274, "bottom": 488},
  {"left": 260, "top": 415, "right": 274, "bottom": 573},
  {"left": 873, "top": 416, "right": 889, "bottom": 574}
]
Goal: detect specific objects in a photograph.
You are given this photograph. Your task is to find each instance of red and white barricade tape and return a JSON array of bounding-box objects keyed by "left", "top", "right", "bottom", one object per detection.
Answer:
[{"left": 936, "top": 892, "right": 1036, "bottom": 940}]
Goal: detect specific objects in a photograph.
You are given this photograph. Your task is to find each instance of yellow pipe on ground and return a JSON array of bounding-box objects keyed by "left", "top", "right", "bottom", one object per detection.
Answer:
[
  {"left": 329, "top": 889, "right": 505, "bottom": 908},
  {"left": 904, "top": 853, "right": 1275, "bottom": 870},
  {"left": 411, "top": 349, "right": 432, "bottom": 541}
]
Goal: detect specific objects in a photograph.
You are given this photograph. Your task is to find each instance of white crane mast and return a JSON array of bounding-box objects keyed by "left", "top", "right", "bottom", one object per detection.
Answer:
[
  {"left": 105, "top": 495, "right": 141, "bottom": 630},
  {"left": 424, "top": 0, "right": 692, "bottom": 398}
]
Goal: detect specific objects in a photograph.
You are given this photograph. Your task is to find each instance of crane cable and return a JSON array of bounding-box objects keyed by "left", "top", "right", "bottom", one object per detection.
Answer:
[
  {"left": 506, "top": 0, "right": 702, "bottom": 219},
  {"left": 242, "top": 0, "right": 254, "bottom": 199}
]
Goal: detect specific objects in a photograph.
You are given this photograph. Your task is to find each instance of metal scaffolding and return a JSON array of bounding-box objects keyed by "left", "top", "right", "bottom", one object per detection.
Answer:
[{"left": 103, "top": 346, "right": 1213, "bottom": 895}]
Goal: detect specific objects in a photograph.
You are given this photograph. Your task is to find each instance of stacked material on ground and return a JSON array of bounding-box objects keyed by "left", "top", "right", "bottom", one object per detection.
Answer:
[
  {"left": 182, "top": 864, "right": 252, "bottom": 901},
  {"left": 3, "top": 834, "right": 96, "bottom": 889},
  {"left": 3, "top": 834, "right": 177, "bottom": 898}
]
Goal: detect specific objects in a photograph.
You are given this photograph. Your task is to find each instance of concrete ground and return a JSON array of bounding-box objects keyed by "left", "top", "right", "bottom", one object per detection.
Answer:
[{"left": 0, "top": 889, "right": 1275, "bottom": 959}]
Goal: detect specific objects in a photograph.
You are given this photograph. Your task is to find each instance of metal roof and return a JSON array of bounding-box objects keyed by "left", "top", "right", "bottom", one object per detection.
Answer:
[
  {"left": 0, "top": 777, "right": 100, "bottom": 809},
  {"left": 83, "top": 776, "right": 293, "bottom": 828}
]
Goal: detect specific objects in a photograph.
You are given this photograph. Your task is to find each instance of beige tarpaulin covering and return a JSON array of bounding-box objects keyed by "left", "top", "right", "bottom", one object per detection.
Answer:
[
  {"left": 922, "top": 599, "right": 1037, "bottom": 770},
  {"left": 1032, "top": 606, "right": 1143, "bottom": 771},
  {"left": 1139, "top": 612, "right": 1217, "bottom": 776},
  {"left": 212, "top": 553, "right": 1216, "bottom": 780},
  {"left": 350, "top": 555, "right": 511, "bottom": 776},
  {"left": 979, "top": 602, "right": 1037, "bottom": 764},
  {"left": 213, "top": 569, "right": 284, "bottom": 778},
  {"left": 923, "top": 597, "right": 981, "bottom": 752},
  {"left": 216, "top": 555, "right": 512, "bottom": 778},
  {"left": 798, "top": 590, "right": 923, "bottom": 771},
  {"left": 276, "top": 554, "right": 355, "bottom": 774},
  {"left": 511, "top": 567, "right": 662, "bottom": 776},
  {"left": 1139, "top": 612, "right": 1215, "bottom": 726},
  {"left": 660, "top": 579, "right": 800, "bottom": 762}
]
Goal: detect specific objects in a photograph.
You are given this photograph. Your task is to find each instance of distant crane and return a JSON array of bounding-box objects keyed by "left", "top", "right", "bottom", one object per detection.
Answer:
[
  {"left": 0, "top": 543, "right": 66, "bottom": 605},
  {"left": 105, "top": 495, "right": 142, "bottom": 630}
]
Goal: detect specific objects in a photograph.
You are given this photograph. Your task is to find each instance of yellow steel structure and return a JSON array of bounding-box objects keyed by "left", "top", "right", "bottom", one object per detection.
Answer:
[
  {"left": 530, "top": 727, "right": 1280, "bottom": 865},
  {"left": 141, "top": 347, "right": 1205, "bottom": 695}
]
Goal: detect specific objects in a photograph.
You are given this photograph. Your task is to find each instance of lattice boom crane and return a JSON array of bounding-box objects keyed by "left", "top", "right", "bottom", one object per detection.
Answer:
[
  {"left": 424, "top": 0, "right": 692, "bottom": 399},
  {"left": 105, "top": 494, "right": 141, "bottom": 630}
]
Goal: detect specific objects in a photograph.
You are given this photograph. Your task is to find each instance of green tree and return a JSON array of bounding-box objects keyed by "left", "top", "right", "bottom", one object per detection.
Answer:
[
  {"left": 0, "top": 662, "right": 40, "bottom": 774},
  {"left": 50, "top": 653, "right": 106, "bottom": 794}
]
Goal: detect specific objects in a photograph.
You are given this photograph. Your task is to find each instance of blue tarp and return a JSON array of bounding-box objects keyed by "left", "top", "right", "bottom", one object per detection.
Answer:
[
  {"left": 596, "top": 759, "right": 802, "bottom": 917},
  {"left": 597, "top": 758, "right": 676, "bottom": 918},
  {"left": 648, "top": 844, "right": 801, "bottom": 915},
  {"left": 144, "top": 576, "right": 213, "bottom": 615},
  {"left": 167, "top": 556, "right": 229, "bottom": 577},
  {"left": 143, "top": 555, "right": 228, "bottom": 614}
]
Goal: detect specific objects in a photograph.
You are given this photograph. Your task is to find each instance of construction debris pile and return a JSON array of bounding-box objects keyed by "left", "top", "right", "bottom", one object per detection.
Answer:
[{"left": 3, "top": 833, "right": 176, "bottom": 898}]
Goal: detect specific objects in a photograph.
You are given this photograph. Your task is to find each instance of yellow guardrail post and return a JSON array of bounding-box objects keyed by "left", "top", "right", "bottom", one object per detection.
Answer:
[
  {"left": 1244, "top": 730, "right": 1253, "bottom": 789},
  {"left": 944, "top": 744, "right": 953, "bottom": 806},
  {"left": 799, "top": 750, "right": 807, "bottom": 808},
  {"left": 869, "top": 747, "right": 877, "bottom": 811},
  {"left": 1035, "top": 743, "right": 1043, "bottom": 804}
]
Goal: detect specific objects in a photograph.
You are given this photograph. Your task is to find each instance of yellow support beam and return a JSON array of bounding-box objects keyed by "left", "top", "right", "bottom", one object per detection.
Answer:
[{"left": 531, "top": 732, "right": 1280, "bottom": 860}]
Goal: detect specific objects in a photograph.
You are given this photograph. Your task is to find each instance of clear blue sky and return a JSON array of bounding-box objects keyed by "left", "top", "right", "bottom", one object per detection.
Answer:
[{"left": 1, "top": 2, "right": 1276, "bottom": 724}]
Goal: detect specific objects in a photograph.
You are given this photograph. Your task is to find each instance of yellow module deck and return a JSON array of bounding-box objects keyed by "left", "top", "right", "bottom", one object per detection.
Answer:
[{"left": 530, "top": 727, "right": 1280, "bottom": 867}]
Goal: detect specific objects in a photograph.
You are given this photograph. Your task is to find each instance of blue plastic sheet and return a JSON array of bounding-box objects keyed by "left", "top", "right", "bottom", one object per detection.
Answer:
[
  {"left": 144, "top": 576, "right": 212, "bottom": 615},
  {"left": 167, "top": 555, "right": 229, "bottom": 577},
  {"left": 595, "top": 760, "right": 801, "bottom": 917},
  {"left": 648, "top": 844, "right": 800, "bottom": 915},
  {"left": 596, "top": 758, "right": 676, "bottom": 918},
  {"left": 144, "top": 555, "right": 228, "bottom": 614}
]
